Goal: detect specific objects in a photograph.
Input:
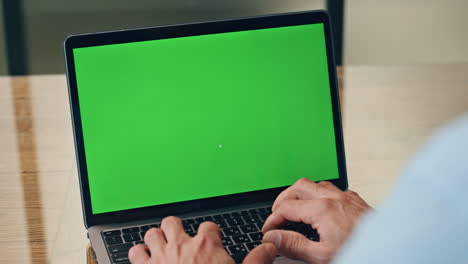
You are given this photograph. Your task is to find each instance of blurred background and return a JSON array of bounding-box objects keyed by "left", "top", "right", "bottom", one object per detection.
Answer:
[
  {"left": 1, "top": 0, "right": 467, "bottom": 76},
  {"left": 1, "top": 2, "right": 467, "bottom": 263}
]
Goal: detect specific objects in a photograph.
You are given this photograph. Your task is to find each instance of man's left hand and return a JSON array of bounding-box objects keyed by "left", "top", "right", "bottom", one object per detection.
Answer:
[{"left": 129, "top": 216, "right": 277, "bottom": 264}]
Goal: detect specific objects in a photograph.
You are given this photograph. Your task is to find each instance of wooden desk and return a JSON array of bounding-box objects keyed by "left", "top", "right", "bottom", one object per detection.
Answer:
[{"left": 1, "top": 64, "right": 467, "bottom": 263}]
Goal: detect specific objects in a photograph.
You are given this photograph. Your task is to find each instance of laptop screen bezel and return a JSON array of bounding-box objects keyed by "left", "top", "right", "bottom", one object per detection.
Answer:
[{"left": 64, "top": 10, "right": 348, "bottom": 228}]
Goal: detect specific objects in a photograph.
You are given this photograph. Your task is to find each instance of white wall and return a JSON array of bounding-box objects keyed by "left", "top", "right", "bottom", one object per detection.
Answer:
[{"left": 345, "top": 0, "right": 468, "bottom": 65}]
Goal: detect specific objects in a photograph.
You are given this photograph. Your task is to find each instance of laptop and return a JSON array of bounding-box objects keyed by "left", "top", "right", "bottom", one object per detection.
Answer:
[{"left": 64, "top": 10, "right": 347, "bottom": 264}]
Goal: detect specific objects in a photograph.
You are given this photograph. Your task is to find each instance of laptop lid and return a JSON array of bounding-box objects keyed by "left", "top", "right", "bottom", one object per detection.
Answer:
[{"left": 64, "top": 10, "right": 347, "bottom": 228}]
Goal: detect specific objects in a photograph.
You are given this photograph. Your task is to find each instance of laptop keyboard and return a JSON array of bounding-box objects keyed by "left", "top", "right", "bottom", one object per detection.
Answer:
[{"left": 101, "top": 206, "right": 320, "bottom": 264}]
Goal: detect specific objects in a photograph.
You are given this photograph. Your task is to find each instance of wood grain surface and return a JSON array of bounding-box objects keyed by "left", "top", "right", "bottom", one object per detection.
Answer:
[{"left": 0, "top": 64, "right": 467, "bottom": 264}]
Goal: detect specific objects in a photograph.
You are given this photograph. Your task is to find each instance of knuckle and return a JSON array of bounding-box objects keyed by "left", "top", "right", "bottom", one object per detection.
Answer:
[
  {"left": 276, "top": 200, "right": 287, "bottom": 210},
  {"left": 319, "top": 198, "right": 335, "bottom": 210},
  {"left": 287, "top": 236, "right": 303, "bottom": 251},
  {"left": 200, "top": 221, "right": 219, "bottom": 230},
  {"left": 318, "top": 181, "right": 332, "bottom": 186},
  {"left": 281, "top": 233, "right": 308, "bottom": 257},
  {"left": 275, "top": 201, "right": 291, "bottom": 215},
  {"left": 163, "top": 216, "right": 180, "bottom": 224},
  {"left": 296, "top": 177, "right": 311, "bottom": 186},
  {"left": 336, "top": 192, "right": 347, "bottom": 201}
]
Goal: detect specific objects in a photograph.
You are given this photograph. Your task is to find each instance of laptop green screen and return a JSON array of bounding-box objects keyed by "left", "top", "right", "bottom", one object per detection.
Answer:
[{"left": 73, "top": 23, "right": 339, "bottom": 214}]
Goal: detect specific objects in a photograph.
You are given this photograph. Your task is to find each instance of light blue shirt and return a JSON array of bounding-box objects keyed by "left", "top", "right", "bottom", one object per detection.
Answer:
[{"left": 334, "top": 114, "right": 468, "bottom": 263}]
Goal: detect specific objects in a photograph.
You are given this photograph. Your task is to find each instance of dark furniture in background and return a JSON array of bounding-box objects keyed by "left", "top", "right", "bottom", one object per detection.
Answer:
[
  {"left": 2, "top": 0, "right": 27, "bottom": 75},
  {"left": 2, "top": 0, "right": 344, "bottom": 75}
]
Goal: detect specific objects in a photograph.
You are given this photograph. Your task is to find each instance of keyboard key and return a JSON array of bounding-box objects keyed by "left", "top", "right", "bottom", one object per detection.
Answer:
[
  {"left": 259, "top": 221, "right": 266, "bottom": 229},
  {"left": 140, "top": 225, "right": 151, "bottom": 232},
  {"left": 278, "top": 222, "right": 320, "bottom": 242},
  {"left": 283, "top": 222, "right": 310, "bottom": 234},
  {"left": 184, "top": 225, "right": 194, "bottom": 234},
  {"left": 248, "top": 232, "right": 263, "bottom": 242},
  {"left": 111, "top": 252, "right": 129, "bottom": 263},
  {"left": 296, "top": 223, "right": 312, "bottom": 234},
  {"left": 309, "top": 229, "right": 320, "bottom": 242},
  {"left": 122, "top": 227, "right": 140, "bottom": 233},
  {"left": 140, "top": 232, "right": 146, "bottom": 239},
  {"left": 239, "top": 224, "right": 259, "bottom": 234},
  {"left": 213, "top": 214, "right": 225, "bottom": 220},
  {"left": 108, "top": 242, "right": 133, "bottom": 253},
  {"left": 105, "top": 235, "right": 123, "bottom": 245},
  {"left": 228, "top": 244, "right": 247, "bottom": 255},
  {"left": 213, "top": 219, "right": 228, "bottom": 229},
  {"left": 183, "top": 218, "right": 195, "bottom": 224},
  {"left": 187, "top": 232, "right": 196, "bottom": 237},
  {"left": 221, "top": 213, "right": 231, "bottom": 219},
  {"left": 245, "top": 241, "right": 261, "bottom": 251},
  {"left": 242, "top": 215, "right": 261, "bottom": 224},
  {"left": 195, "top": 216, "right": 213, "bottom": 223},
  {"left": 232, "top": 234, "right": 251, "bottom": 244},
  {"left": 226, "top": 217, "right": 244, "bottom": 226},
  {"left": 223, "top": 226, "right": 241, "bottom": 236},
  {"left": 123, "top": 233, "right": 141, "bottom": 242},
  {"left": 231, "top": 253, "right": 247, "bottom": 264},
  {"left": 103, "top": 230, "right": 121, "bottom": 237},
  {"left": 134, "top": 241, "right": 144, "bottom": 245},
  {"left": 264, "top": 207, "right": 272, "bottom": 214},
  {"left": 258, "top": 213, "right": 269, "bottom": 222},
  {"left": 230, "top": 212, "right": 241, "bottom": 217},
  {"left": 282, "top": 222, "right": 302, "bottom": 231},
  {"left": 239, "top": 210, "right": 250, "bottom": 216},
  {"left": 221, "top": 236, "right": 234, "bottom": 246},
  {"left": 248, "top": 209, "right": 258, "bottom": 215}
]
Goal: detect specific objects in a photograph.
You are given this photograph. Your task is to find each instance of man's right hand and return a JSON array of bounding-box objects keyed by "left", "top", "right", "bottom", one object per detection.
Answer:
[{"left": 262, "top": 178, "right": 371, "bottom": 264}]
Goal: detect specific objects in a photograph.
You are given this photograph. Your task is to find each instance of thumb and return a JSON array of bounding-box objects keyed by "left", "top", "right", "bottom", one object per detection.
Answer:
[
  {"left": 263, "top": 230, "right": 317, "bottom": 262},
  {"left": 243, "top": 243, "right": 277, "bottom": 264}
]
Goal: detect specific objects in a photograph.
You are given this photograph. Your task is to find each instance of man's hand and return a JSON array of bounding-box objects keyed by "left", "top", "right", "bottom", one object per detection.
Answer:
[
  {"left": 129, "top": 216, "right": 277, "bottom": 264},
  {"left": 262, "top": 178, "right": 371, "bottom": 264}
]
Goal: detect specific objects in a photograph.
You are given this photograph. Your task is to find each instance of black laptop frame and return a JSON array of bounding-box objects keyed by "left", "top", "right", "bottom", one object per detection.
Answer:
[{"left": 64, "top": 10, "right": 348, "bottom": 228}]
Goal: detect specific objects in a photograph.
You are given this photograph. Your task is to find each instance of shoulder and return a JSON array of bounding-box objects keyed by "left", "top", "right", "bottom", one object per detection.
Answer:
[{"left": 399, "top": 113, "right": 468, "bottom": 191}]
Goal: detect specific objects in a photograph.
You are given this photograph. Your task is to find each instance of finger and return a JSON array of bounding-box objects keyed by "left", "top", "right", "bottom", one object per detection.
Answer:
[
  {"left": 196, "top": 221, "right": 222, "bottom": 246},
  {"left": 243, "top": 243, "right": 277, "bottom": 264},
  {"left": 345, "top": 190, "right": 372, "bottom": 210},
  {"left": 263, "top": 230, "right": 321, "bottom": 263},
  {"left": 160, "top": 216, "right": 187, "bottom": 242},
  {"left": 272, "top": 178, "right": 334, "bottom": 211},
  {"left": 263, "top": 199, "right": 330, "bottom": 233},
  {"left": 144, "top": 227, "right": 166, "bottom": 255},
  {"left": 128, "top": 244, "right": 150, "bottom": 264},
  {"left": 317, "top": 181, "right": 340, "bottom": 191}
]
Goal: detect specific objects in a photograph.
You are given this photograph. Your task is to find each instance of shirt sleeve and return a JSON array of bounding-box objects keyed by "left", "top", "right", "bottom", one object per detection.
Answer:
[{"left": 333, "top": 114, "right": 468, "bottom": 264}]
